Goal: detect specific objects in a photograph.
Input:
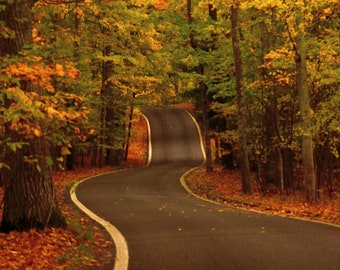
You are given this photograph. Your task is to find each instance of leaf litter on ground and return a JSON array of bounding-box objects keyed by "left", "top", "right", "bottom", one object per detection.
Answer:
[
  {"left": 185, "top": 166, "right": 339, "bottom": 225},
  {"left": 0, "top": 112, "right": 147, "bottom": 269}
]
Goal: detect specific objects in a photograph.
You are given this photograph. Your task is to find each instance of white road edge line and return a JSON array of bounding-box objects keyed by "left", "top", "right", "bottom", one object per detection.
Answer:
[
  {"left": 181, "top": 108, "right": 207, "bottom": 163},
  {"left": 141, "top": 113, "right": 152, "bottom": 167},
  {"left": 68, "top": 110, "right": 152, "bottom": 270},
  {"left": 180, "top": 169, "right": 340, "bottom": 228},
  {"left": 179, "top": 109, "right": 340, "bottom": 229},
  {"left": 70, "top": 177, "right": 129, "bottom": 270}
]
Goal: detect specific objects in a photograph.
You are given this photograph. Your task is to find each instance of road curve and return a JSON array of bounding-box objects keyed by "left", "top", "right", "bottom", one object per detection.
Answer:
[
  {"left": 142, "top": 107, "right": 205, "bottom": 166},
  {"left": 75, "top": 107, "right": 340, "bottom": 270}
]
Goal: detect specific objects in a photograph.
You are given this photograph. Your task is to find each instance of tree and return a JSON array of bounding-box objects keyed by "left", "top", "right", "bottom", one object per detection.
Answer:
[
  {"left": 230, "top": 2, "right": 252, "bottom": 194},
  {"left": 293, "top": 2, "right": 317, "bottom": 202},
  {"left": 0, "top": 0, "right": 67, "bottom": 231}
]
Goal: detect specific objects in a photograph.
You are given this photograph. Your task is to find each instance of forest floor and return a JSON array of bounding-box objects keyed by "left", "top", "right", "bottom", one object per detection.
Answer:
[
  {"left": 185, "top": 167, "right": 339, "bottom": 225},
  {"left": 0, "top": 111, "right": 148, "bottom": 269},
  {"left": 0, "top": 105, "right": 339, "bottom": 269}
]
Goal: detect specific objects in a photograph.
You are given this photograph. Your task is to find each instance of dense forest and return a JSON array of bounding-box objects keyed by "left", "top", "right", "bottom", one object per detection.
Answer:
[{"left": 0, "top": 0, "right": 339, "bottom": 231}]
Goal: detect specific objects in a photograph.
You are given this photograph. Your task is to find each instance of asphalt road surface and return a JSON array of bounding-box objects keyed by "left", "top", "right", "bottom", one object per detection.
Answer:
[{"left": 75, "top": 107, "right": 340, "bottom": 270}]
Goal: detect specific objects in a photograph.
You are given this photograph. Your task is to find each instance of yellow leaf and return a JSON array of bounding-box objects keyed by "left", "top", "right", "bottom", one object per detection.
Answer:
[
  {"left": 61, "top": 146, "right": 71, "bottom": 155},
  {"left": 323, "top": 7, "right": 331, "bottom": 15},
  {"left": 33, "top": 128, "right": 41, "bottom": 137},
  {"left": 55, "top": 64, "right": 65, "bottom": 76}
]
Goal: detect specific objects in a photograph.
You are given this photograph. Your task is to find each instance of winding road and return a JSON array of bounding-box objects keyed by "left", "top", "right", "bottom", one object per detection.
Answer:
[{"left": 74, "top": 107, "right": 340, "bottom": 270}]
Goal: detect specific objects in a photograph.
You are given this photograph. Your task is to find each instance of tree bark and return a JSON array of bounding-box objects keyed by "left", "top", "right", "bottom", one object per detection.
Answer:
[
  {"left": 0, "top": 0, "right": 66, "bottom": 232},
  {"left": 0, "top": 0, "right": 35, "bottom": 55},
  {"left": 1, "top": 139, "right": 65, "bottom": 232},
  {"left": 98, "top": 45, "right": 112, "bottom": 167},
  {"left": 105, "top": 105, "right": 125, "bottom": 166},
  {"left": 295, "top": 7, "right": 317, "bottom": 202},
  {"left": 230, "top": 4, "right": 252, "bottom": 194},
  {"left": 124, "top": 101, "right": 135, "bottom": 160}
]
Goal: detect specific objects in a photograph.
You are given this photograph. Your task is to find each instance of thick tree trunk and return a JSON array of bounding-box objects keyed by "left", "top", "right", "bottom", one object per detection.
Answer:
[
  {"left": 295, "top": 8, "right": 317, "bottom": 202},
  {"left": 230, "top": 4, "right": 252, "bottom": 194},
  {"left": 1, "top": 139, "right": 65, "bottom": 232},
  {"left": 0, "top": 0, "right": 35, "bottom": 54},
  {"left": 0, "top": 0, "right": 65, "bottom": 232}
]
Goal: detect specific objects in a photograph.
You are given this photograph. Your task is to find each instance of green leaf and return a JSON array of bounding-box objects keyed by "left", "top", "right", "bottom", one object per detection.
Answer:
[
  {"left": 45, "top": 156, "right": 54, "bottom": 166},
  {"left": 61, "top": 146, "right": 71, "bottom": 156},
  {"left": 6, "top": 142, "right": 27, "bottom": 152},
  {"left": 36, "top": 164, "right": 41, "bottom": 173},
  {"left": 0, "top": 162, "right": 10, "bottom": 170}
]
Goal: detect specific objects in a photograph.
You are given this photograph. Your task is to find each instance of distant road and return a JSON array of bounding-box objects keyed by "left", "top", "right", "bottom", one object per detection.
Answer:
[{"left": 76, "top": 107, "right": 340, "bottom": 270}]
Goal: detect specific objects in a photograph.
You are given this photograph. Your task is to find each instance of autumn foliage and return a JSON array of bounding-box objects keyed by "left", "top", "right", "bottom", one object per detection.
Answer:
[
  {"left": 0, "top": 113, "right": 147, "bottom": 269},
  {"left": 0, "top": 0, "right": 339, "bottom": 266},
  {"left": 1, "top": 58, "right": 84, "bottom": 144}
]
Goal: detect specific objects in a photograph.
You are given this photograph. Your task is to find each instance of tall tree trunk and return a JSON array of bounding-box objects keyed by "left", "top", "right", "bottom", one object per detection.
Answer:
[
  {"left": 0, "top": 0, "right": 65, "bottom": 232},
  {"left": 294, "top": 7, "right": 317, "bottom": 202},
  {"left": 99, "top": 81, "right": 107, "bottom": 167},
  {"left": 202, "top": 4, "right": 218, "bottom": 172},
  {"left": 230, "top": 4, "right": 251, "bottom": 194},
  {"left": 64, "top": 0, "right": 82, "bottom": 170},
  {"left": 98, "top": 45, "right": 112, "bottom": 167},
  {"left": 124, "top": 100, "right": 135, "bottom": 160},
  {"left": 258, "top": 13, "right": 285, "bottom": 193}
]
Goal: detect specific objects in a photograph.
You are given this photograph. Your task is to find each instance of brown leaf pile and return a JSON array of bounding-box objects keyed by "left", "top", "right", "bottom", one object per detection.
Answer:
[
  {"left": 0, "top": 112, "right": 148, "bottom": 269},
  {"left": 0, "top": 225, "right": 112, "bottom": 269},
  {"left": 186, "top": 167, "right": 340, "bottom": 225}
]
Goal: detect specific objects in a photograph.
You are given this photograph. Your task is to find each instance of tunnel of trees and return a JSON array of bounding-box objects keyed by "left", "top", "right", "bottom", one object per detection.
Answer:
[{"left": 0, "top": 0, "right": 339, "bottom": 231}]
